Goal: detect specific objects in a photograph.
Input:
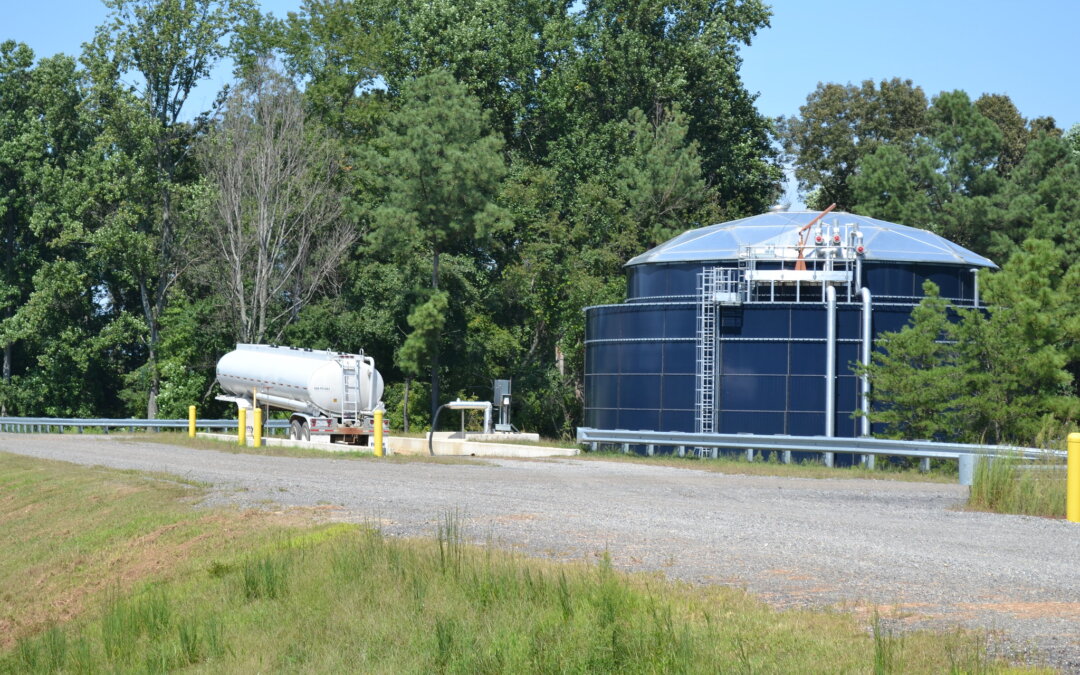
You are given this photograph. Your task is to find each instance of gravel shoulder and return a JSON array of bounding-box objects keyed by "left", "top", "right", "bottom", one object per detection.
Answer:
[{"left": 3, "top": 433, "right": 1078, "bottom": 670}]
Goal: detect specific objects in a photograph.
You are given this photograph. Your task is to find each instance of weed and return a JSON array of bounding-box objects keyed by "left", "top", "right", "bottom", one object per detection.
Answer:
[
  {"left": 969, "top": 453, "right": 1066, "bottom": 518},
  {"left": 436, "top": 509, "right": 466, "bottom": 576},
  {"left": 557, "top": 571, "right": 573, "bottom": 620},
  {"left": 241, "top": 554, "right": 289, "bottom": 600},
  {"left": 872, "top": 610, "right": 905, "bottom": 674}
]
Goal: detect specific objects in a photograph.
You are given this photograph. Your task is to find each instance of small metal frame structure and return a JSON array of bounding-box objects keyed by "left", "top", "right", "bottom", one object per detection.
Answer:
[{"left": 444, "top": 400, "right": 493, "bottom": 435}]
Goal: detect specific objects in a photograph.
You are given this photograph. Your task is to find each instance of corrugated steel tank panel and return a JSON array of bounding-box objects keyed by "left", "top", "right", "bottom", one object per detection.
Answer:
[{"left": 583, "top": 212, "right": 995, "bottom": 439}]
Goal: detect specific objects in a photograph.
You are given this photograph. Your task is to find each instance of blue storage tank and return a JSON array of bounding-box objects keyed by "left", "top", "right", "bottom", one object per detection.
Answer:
[{"left": 583, "top": 211, "right": 996, "bottom": 438}]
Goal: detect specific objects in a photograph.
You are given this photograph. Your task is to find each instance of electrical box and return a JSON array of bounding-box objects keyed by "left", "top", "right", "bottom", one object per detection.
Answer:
[{"left": 493, "top": 379, "right": 512, "bottom": 432}]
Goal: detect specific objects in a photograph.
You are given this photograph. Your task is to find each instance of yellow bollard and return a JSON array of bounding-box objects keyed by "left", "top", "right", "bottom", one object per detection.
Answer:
[
  {"left": 238, "top": 407, "right": 247, "bottom": 446},
  {"left": 1068, "top": 432, "right": 1080, "bottom": 523},
  {"left": 374, "top": 409, "right": 384, "bottom": 457},
  {"left": 188, "top": 405, "right": 196, "bottom": 438},
  {"left": 253, "top": 408, "right": 263, "bottom": 448}
]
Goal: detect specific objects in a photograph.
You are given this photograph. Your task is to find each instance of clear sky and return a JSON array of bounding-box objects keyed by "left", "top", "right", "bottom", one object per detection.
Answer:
[
  {"left": 741, "top": 0, "right": 1078, "bottom": 131},
  {"left": 5, "top": 0, "right": 1077, "bottom": 132}
]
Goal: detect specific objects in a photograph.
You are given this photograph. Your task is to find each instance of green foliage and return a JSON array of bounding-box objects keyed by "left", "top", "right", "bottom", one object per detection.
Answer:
[
  {"left": 396, "top": 291, "right": 449, "bottom": 378},
  {"left": 778, "top": 78, "right": 929, "bottom": 210},
  {"left": 613, "top": 106, "right": 716, "bottom": 248},
  {"left": 248, "top": 0, "right": 393, "bottom": 138},
  {"left": 366, "top": 69, "right": 510, "bottom": 269},
  {"left": 863, "top": 249, "right": 1080, "bottom": 445},
  {"left": 12, "top": 4, "right": 1080, "bottom": 447},
  {"left": 858, "top": 281, "right": 962, "bottom": 440}
]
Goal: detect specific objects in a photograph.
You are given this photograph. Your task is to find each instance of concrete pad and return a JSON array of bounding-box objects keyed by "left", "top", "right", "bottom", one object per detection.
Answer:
[
  {"left": 196, "top": 431, "right": 580, "bottom": 458},
  {"left": 392, "top": 432, "right": 578, "bottom": 458}
]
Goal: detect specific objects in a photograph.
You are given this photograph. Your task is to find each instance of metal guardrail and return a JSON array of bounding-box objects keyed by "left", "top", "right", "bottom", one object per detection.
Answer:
[
  {"left": 576, "top": 428, "right": 1066, "bottom": 486},
  {"left": 0, "top": 416, "right": 290, "bottom": 434}
]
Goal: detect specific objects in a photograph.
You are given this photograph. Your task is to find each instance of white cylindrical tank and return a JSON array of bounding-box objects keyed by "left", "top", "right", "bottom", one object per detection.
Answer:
[{"left": 216, "top": 344, "right": 384, "bottom": 418}]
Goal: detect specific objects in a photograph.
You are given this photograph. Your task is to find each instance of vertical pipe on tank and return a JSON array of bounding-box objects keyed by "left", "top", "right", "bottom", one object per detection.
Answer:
[
  {"left": 860, "top": 287, "right": 872, "bottom": 437},
  {"left": 860, "top": 287, "right": 876, "bottom": 469},
  {"left": 824, "top": 285, "right": 836, "bottom": 468}
]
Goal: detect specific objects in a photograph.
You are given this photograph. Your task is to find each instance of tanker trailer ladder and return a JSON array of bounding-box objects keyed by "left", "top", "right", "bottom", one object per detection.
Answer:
[{"left": 339, "top": 355, "right": 362, "bottom": 423}]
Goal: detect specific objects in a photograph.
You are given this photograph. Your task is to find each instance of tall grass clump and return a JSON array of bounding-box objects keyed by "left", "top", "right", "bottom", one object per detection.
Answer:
[{"left": 968, "top": 453, "right": 1067, "bottom": 518}]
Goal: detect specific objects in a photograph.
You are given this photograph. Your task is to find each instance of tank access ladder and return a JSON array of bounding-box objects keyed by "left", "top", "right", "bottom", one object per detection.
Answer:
[
  {"left": 696, "top": 268, "right": 719, "bottom": 436},
  {"left": 338, "top": 357, "right": 362, "bottom": 422}
]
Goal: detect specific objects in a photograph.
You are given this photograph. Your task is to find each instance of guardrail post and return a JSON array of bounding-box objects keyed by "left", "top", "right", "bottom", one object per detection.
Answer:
[
  {"left": 621, "top": 443, "right": 629, "bottom": 455},
  {"left": 959, "top": 454, "right": 975, "bottom": 486},
  {"left": 238, "top": 408, "right": 246, "bottom": 446},
  {"left": 646, "top": 444, "right": 655, "bottom": 457},
  {"left": 783, "top": 450, "right": 791, "bottom": 464},
  {"left": 677, "top": 445, "right": 685, "bottom": 457},
  {"left": 374, "top": 409, "right": 384, "bottom": 457},
  {"left": 253, "top": 408, "right": 262, "bottom": 448},
  {"left": 746, "top": 448, "right": 754, "bottom": 462},
  {"left": 1068, "top": 433, "right": 1080, "bottom": 523},
  {"left": 919, "top": 457, "right": 931, "bottom": 473}
]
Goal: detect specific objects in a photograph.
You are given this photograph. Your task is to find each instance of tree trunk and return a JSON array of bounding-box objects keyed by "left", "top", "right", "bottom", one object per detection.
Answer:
[
  {"left": 2, "top": 342, "right": 9, "bottom": 417},
  {"left": 139, "top": 280, "right": 160, "bottom": 420},
  {"left": 403, "top": 376, "right": 410, "bottom": 433},
  {"left": 430, "top": 250, "right": 440, "bottom": 425}
]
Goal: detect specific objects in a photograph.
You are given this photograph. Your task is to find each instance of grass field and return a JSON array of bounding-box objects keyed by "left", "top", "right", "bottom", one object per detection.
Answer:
[{"left": 0, "top": 451, "right": 1045, "bottom": 673}]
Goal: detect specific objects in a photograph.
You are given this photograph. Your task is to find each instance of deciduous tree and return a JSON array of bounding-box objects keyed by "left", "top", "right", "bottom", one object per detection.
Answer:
[{"left": 201, "top": 62, "right": 354, "bottom": 345}]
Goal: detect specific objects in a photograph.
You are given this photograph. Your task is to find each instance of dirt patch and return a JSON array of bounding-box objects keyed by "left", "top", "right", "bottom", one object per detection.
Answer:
[{"left": 957, "top": 601, "right": 1080, "bottom": 622}]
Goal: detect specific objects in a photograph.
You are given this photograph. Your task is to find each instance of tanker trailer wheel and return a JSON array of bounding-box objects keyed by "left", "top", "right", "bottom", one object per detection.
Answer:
[{"left": 290, "top": 419, "right": 310, "bottom": 442}]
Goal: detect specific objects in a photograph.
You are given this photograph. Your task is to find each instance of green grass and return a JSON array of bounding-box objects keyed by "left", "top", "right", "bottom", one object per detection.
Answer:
[
  {"left": 968, "top": 453, "right": 1067, "bottom": 518},
  {"left": 0, "top": 453, "right": 1045, "bottom": 673}
]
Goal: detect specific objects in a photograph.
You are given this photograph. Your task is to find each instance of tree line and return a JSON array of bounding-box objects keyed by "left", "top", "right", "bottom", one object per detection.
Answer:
[
  {"left": 1, "top": 1, "right": 1076, "bottom": 443},
  {"left": 779, "top": 79, "right": 1080, "bottom": 445}
]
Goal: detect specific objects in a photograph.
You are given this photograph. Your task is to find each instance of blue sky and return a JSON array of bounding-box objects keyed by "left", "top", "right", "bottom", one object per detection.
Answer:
[{"left": 5, "top": 0, "right": 1076, "bottom": 133}]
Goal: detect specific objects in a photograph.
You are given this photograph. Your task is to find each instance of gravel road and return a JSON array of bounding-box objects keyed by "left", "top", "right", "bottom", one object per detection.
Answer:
[{"left": 3, "top": 434, "right": 1078, "bottom": 670}]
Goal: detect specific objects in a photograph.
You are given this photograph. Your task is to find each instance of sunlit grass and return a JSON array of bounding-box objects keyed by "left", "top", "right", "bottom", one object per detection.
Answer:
[
  {"left": 968, "top": 453, "right": 1067, "bottom": 518},
  {"left": 0, "top": 453, "right": 1044, "bottom": 673}
]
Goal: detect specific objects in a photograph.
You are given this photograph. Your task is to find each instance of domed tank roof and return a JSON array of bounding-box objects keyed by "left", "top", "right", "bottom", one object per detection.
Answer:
[{"left": 626, "top": 211, "right": 997, "bottom": 268}]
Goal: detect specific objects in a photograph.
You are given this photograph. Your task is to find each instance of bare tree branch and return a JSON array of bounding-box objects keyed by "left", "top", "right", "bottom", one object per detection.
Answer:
[{"left": 201, "top": 61, "right": 355, "bottom": 344}]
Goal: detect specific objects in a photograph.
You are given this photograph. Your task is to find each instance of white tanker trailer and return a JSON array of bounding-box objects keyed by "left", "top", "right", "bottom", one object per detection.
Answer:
[{"left": 216, "top": 343, "right": 386, "bottom": 444}]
